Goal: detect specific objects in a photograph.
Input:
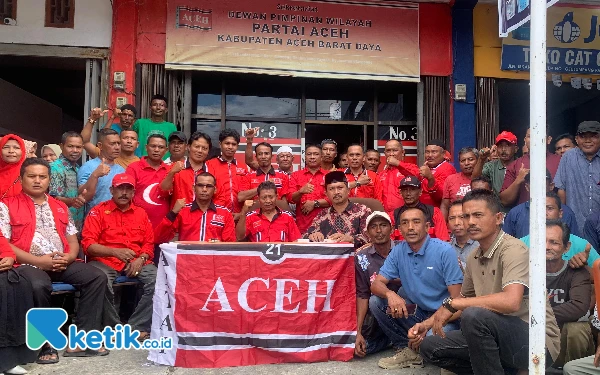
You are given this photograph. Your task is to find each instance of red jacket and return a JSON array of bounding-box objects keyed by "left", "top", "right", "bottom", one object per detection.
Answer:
[
  {"left": 3, "top": 193, "right": 71, "bottom": 261},
  {"left": 0, "top": 232, "right": 14, "bottom": 260},
  {"left": 206, "top": 157, "right": 247, "bottom": 213}
]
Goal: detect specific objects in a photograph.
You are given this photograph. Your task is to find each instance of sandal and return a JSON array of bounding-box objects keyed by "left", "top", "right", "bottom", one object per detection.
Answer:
[
  {"left": 63, "top": 348, "right": 109, "bottom": 357},
  {"left": 36, "top": 345, "right": 59, "bottom": 364},
  {"left": 137, "top": 331, "right": 151, "bottom": 342}
]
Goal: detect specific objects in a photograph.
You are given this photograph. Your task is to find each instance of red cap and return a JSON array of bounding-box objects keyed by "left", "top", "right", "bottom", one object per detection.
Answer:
[
  {"left": 112, "top": 173, "right": 136, "bottom": 188},
  {"left": 495, "top": 131, "right": 517, "bottom": 145}
]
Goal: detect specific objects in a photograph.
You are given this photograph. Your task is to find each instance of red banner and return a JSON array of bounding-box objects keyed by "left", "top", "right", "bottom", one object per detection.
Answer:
[{"left": 149, "top": 243, "right": 356, "bottom": 368}]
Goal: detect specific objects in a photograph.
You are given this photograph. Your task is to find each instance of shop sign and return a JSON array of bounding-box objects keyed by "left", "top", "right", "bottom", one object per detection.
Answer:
[
  {"left": 165, "top": 0, "right": 419, "bottom": 82},
  {"left": 499, "top": 0, "right": 558, "bottom": 37},
  {"left": 501, "top": 6, "right": 600, "bottom": 74}
]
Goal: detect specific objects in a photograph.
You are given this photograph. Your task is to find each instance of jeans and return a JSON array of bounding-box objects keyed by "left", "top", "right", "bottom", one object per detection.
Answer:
[
  {"left": 420, "top": 307, "right": 554, "bottom": 375},
  {"left": 369, "top": 294, "right": 460, "bottom": 349}
]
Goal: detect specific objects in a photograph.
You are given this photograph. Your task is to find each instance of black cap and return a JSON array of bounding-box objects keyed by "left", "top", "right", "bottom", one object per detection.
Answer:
[
  {"left": 524, "top": 169, "right": 551, "bottom": 182},
  {"left": 427, "top": 139, "right": 446, "bottom": 150},
  {"left": 577, "top": 121, "right": 600, "bottom": 135},
  {"left": 169, "top": 131, "right": 187, "bottom": 143},
  {"left": 400, "top": 176, "right": 421, "bottom": 188},
  {"left": 325, "top": 171, "right": 348, "bottom": 186}
]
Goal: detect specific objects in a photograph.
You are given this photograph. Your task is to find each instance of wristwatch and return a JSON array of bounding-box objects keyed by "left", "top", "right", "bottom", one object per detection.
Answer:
[
  {"left": 139, "top": 254, "right": 148, "bottom": 262},
  {"left": 314, "top": 200, "right": 320, "bottom": 208},
  {"left": 442, "top": 297, "right": 458, "bottom": 314},
  {"left": 355, "top": 181, "right": 361, "bottom": 188}
]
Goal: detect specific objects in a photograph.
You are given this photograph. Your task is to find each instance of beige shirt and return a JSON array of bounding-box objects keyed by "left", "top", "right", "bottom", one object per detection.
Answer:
[{"left": 461, "top": 231, "right": 561, "bottom": 361}]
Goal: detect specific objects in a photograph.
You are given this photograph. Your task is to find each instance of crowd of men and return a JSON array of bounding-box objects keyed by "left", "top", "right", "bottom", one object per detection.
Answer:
[{"left": 1, "top": 93, "right": 600, "bottom": 375}]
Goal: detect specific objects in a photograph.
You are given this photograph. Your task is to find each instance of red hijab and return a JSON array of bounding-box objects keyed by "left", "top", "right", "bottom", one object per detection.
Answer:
[{"left": 0, "top": 134, "right": 26, "bottom": 199}]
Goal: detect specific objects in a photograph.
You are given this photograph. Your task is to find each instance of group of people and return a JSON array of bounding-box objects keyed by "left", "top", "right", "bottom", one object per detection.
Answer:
[{"left": 1, "top": 91, "right": 600, "bottom": 375}]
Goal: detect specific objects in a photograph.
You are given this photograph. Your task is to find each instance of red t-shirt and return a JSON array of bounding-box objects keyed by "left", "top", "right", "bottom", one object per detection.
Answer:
[
  {"left": 244, "top": 208, "right": 301, "bottom": 242},
  {"left": 500, "top": 152, "right": 561, "bottom": 206},
  {"left": 287, "top": 168, "right": 328, "bottom": 233},
  {"left": 126, "top": 157, "right": 171, "bottom": 228},
  {"left": 443, "top": 173, "right": 472, "bottom": 203},
  {"left": 206, "top": 157, "right": 247, "bottom": 213},
  {"left": 239, "top": 167, "right": 289, "bottom": 200},
  {"left": 343, "top": 168, "right": 383, "bottom": 202}
]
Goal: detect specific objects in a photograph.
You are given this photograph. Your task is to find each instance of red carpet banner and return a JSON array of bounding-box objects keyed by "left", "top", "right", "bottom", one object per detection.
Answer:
[{"left": 148, "top": 242, "right": 356, "bottom": 368}]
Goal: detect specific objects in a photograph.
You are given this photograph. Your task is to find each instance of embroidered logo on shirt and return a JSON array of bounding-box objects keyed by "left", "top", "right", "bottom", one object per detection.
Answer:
[{"left": 357, "top": 254, "right": 369, "bottom": 271}]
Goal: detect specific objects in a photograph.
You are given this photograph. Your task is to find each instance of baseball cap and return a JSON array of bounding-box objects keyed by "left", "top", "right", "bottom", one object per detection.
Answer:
[
  {"left": 577, "top": 121, "right": 600, "bottom": 135},
  {"left": 112, "top": 173, "right": 136, "bottom": 188},
  {"left": 495, "top": 131, "right": 517, "bottom": 145},
  {"left": 169, "top": 131, "right": 187, "bottom": 143},
  {"left": 365, "top": 211, "right": 392, "bottom": 228},
  {"left": 277, "top": 146, "right": 293, "bottom": 155},
  {"left": 400, "top": 176, "right": 421, "bottom": 188}
]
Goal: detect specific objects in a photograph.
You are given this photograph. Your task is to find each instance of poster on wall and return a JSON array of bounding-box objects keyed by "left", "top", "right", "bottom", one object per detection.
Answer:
[
  {"left": 499, "top": 0, "right": 558, "bottom": 37},
  {"left": 501, "top": 6, "right": 600, "bottom": 75},
  {"left": 165, "top": 0, "right": 420, "bottom": 82}
]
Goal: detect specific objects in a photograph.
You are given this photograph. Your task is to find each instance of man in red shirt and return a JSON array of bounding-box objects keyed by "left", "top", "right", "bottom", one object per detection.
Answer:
[
  {"left": 440, "top": 147, "right": 478, "bottom": 219},
  {"left": 161, "top": 131, "right": 211, "bottom": 208},
  {"left": 364, "top": 149, "right": 381, "bottom": 172},
  {"left": 82, "top": 173, "right": 156, "bottom": 340},
  {"left": 237, "top": 181, "right": 301, "bottom": 242},
  {"left": 344, "top": 144, "right": 383, "bottom": 202},
  {"left": 155, "top": 172, "right": 236, "bottom": 243},
  {"left": 500, "top": 127, "right": 561, "bottom": 208},
  {"left": 238, "top": 142, "right": 289, "bottom": 203},
  {"left": 380, "top": 139, "right": 422, "bottom": 217},
  {"left": 206, "top": 129, "right": 247, "bottom": 215},
  {"left": 288, "top": 144, "right": 330, "bottom": 233}
]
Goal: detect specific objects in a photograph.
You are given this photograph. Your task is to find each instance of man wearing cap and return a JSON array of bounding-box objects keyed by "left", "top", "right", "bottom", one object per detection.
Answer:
[
  {"left": 344, "top": 144, "right": 383, "bottom": 202},
  {"left": 304, "top": 171, "right": 372, "bottom": 248},
  {"left": 355, "top": 211, "right": 400, "bottom": 358},
  {"left": 155, "top": 172, "right": 236, "bottom": 243},
  {"left": 82, "top": 173, "right": 156, "bottom": 341},
  {"left": 393, "top": 176, "right": 450, "bottom": 241},
  {"left": 555, "top": 120, "right": 600, "bottom": 234},
  {"left": 321, "top": 139, "right": 338, "bottom": 172},
  {"left": 238, "top": 142, "right": 289, "bottom": 203},
  {"left": 472, "top": 131, "right": 518, "bottom": 195},
  {"left": 276, "top": 146, "right": 294, "bottom": 174},
  {"left": 164, "top": 131, "right": 188, "bottom": 165},
  {"left": 500, "top": 126, "right": 561, "bottom": 209}
]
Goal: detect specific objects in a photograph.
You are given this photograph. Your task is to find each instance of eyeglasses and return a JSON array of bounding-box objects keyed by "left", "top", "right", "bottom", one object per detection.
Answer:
[{"left": 195, "top": 184, "right": 215, "bottom": 189}]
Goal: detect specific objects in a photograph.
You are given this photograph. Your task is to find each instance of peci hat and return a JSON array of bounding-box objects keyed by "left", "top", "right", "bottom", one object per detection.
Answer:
[
  {"left": 577, "top": 121, "right": 600, "bottom": 135},
  {"left": 400, "top": 176, "right": 421, "bottom": 188},
  {"left": 366, "top": 211, "right": 392, "bottom": 228},
  {"left": 495, "top": 131, "right": 517, "bottom": 145},
  {"left": 277, "top": 146, "right": 293, "bottom": 155},
  {"left": 427, "top": 139, "right": 446, "bottom": 150},
  {"left": 168, "top": 131, "right": 187, "bottom": 143},
  {"left": 325, "top": 171, "right": 348, "bottom": 186},
  {"left": 112, "top": 173, "right": 136, "bottom": 188}
]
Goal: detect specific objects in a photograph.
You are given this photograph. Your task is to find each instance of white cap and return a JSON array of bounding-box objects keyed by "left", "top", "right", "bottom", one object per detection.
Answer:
[
  {"left": 277, "top": 146, "right": 293, "bottom": 155},
  {"left": 365, "top": 211, "right": 392, "bottom": 228}
]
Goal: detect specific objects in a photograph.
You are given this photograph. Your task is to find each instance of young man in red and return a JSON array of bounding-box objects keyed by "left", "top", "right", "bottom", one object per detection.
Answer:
[
  {"left": 237, "top": 181, "right": 301, "bottom": 242},
  {"left": 344, "top": 144, "right": 383, "bottom": 202},
  {"left": 238, "top": 142, "right": 289, "bottom": 203},
  {"left": 82, "top": 173, "right": 156, "bottom": 341},
  {"left": 155, "top": 172, "right": 236, "bottom": 243},
  {"left": 288, "top": 144, "right": 330, "bottom": 234}
]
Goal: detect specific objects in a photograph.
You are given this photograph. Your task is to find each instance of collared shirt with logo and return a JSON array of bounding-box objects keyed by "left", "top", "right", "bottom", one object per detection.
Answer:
[
  {"left": 288, "top": 168, "right": 328, "bottom": 233},
  {"left": 126, "top": 157, "right": 171, "bottom": 228},
  {"left": 343, "top": 168, "right": 383, "bottom": 202},
  {"left": 49, "top": 155, "right": 84, "bottom": 231},
  {"left": 170, "top": 159, "right": 208, "bottom": 208},
  {"left": 244, "top": 208, "right": 301, "bottom": 242},
  {"left": 206, "top": 157, "right": 247, "bottom": 213},
  {"left": 239, "top": 167, "right": 289, "bottom": 200},
  {"left": 154, "top": 201, "right": 236, "bottom": 243},
  {"left": 304, "top": 202, "right": 372, "bottom": 248},
  {"left": 379, "top": 165, "right": 408, "bottom": 216}
]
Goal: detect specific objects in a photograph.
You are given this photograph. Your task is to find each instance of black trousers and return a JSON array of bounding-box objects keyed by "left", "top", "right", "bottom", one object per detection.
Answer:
[
  {"left": 420, "top": 307, "right": 553, "bottom": 375},
  {"left": 17, "top": 262, "right": 108, "bottom": 332}
]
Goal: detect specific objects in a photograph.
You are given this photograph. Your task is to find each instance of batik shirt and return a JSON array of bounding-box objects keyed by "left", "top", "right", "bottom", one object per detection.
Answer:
[
  {"left": 304, "top": 202, "right": 372, "bottom": 248},
  {"left": 49, "top": 155, "right": 84, "bottom": 231}
]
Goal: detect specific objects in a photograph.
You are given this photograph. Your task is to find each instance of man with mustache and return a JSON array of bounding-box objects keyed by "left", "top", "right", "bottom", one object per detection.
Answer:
[
  {"left": 164, "top": 132, "right": 187, "bottom": 165},
  {"left": 321, "top": 139, "right": 338, "bottom": 172},
  {"left": 304, "top": 171, "right": 371, "bottom": 248},
  {"left": 236, "top": 180, "right": 300, "bottom": 242},
  {"left": 472, "top": 131, "right": 517, "bottom": 195},
  {"left": 447, "top": 200, "right": 479, "bottom": 271},
  {"left": 82, "top": 173, "right": 156, "bottom": 342},
  {"left": 416, "top": 190, "right": 561, "bottom": 374}
]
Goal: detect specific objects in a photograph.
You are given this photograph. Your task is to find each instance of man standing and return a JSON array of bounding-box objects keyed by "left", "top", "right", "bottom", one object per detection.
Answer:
[
  {"left": 344, "top": 144, "right": 383, "bottom": 202},
  {"left": 114, "top": 130, "right": 140, "bottom": 169},
  {"left": 472, "top": 131, "right": 517, "bottom": 195},
  {"left": 447, "top": 200, "right": 479, "bottom": 270},
  {"left": 2, "top": 158, "right": 108, "bottom": 362},
  {"left": 49, "top": 131, "right": 86, "bottom": 232},
  {"left": 238, "top": 142, "right": 289, "bottom": 203},
  {"left": 133, "top": 94, "right": 178, "bottom": 158},
  {"left": 154, "top": 172, "right": 236, "bottom": 243},
  {"left": 236, "top": 181, "right": 301, "bottom": 242},
  {"left": 364, "top": 149, "right": 381, "bottom": 172},
  {"left": 321, "top": 139, "right": 338, "bottom": 172},
  {"left": 288, "top": 144, "right": 329, "bottom": 233},
  {"left": 78, "top": 128, "right": 125, "bottom": 210},
  {"left": 380, "top": 139, "right": 421, "bottom": 217},
  {"left": 417, "top": 190, "right": 561, "bottom": 374},
  {"left": 393, "top": 177, "right": 449, "bottom": 241},
  {"left": 354, "top": 212, "right": 400, "bottom": 358},
  {"left": 102, "top": 105, "right": 137, "bottom": 134},
  {"left": 500, "top": 127, "right": 561, "bottom": 208},
  {"left": 305, "top": 171, "right": 372, "bottom": 248},
  {"left": 164, "top": 131, "right": 187, "bottom": 165},
  {"left": 554, "top": 121, "right": 600, "bottom": 234},
  {"left": 275, "top": 146, "right": 294, "bottom": 174},
  {"left": 370, "top": 206, "right": 463, "bottom": 369},
  {"left": 339, "top": 152, "right": 349, "bottom": 169},
  {"left": 82, "top": 173, "right": 157, "bottom": 341},
  {"left": 555, "top": 133, "right": 577, "bottom": 157}
]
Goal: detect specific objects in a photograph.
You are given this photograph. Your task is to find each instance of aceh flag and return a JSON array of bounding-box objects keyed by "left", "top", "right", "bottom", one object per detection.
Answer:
[{"left": 149, "top": 242, "right": 356, "bottom": 368}]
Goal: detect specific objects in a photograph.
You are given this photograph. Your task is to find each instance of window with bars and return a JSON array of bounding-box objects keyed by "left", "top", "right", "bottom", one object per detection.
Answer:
[
  {"left": 45, "top": 0, "right": 74, "bottom": 28},
  {"left": 0, "top": 0, "right": 17, "bottom": 23}
]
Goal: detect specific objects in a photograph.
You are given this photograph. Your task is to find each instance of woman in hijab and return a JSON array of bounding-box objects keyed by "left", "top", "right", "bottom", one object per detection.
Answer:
[
  {"left": 41, "top": 144, "right": 61, "bottom": 163},
  {"left": 0, "top": 134, "right": 26, "bottom": 199},
  {"left": 23, "top": 139, "right": 37, "bottom": 158}
]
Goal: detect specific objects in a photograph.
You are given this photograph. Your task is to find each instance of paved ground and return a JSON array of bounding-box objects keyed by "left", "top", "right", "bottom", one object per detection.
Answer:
[{"left": 18, "top": 348, "right": 443, "bottom": 375}]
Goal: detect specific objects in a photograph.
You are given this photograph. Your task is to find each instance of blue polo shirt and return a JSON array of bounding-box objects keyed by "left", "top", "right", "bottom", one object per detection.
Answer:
[
  {"left": 520, "top": 233, "right": 600, "bottom": 267},
  {"left": 503, "top": 201, "right": 580, "bottom": 239},
  {"left": 379, "top": 236, "right": 463, "bottom": 312},
  {"left": 77, "top": 157, "right": 125, "bottom": 211}
]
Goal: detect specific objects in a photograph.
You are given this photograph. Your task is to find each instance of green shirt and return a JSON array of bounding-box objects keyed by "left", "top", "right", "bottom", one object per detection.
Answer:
[
  {"left": 133, "top": 118, "right": 177, "bottom": 159},
  {"left": 482, "top": 159, "right": 508, "bottom": 195},
  {"left": 521, "top": 233, "right": 600, "bottom": 267}
]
